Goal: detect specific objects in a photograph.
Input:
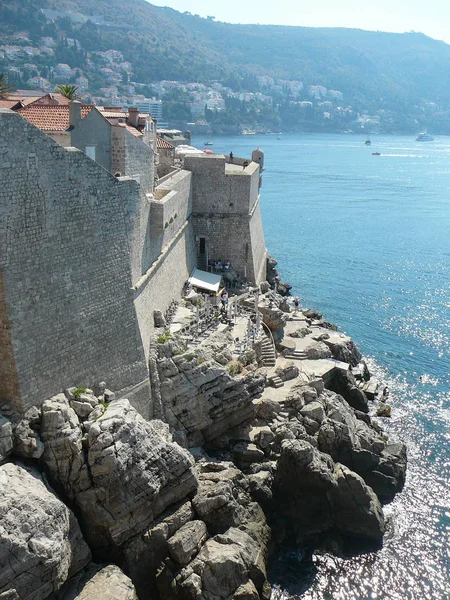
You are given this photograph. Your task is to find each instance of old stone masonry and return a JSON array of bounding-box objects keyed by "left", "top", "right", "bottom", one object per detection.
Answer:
[{"left": 0, "top": 105, "right": 406, "bottom": 599}]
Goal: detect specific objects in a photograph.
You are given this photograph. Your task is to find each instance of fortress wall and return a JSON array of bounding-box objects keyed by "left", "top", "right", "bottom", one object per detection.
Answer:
[
  {"left": 0, "top": 110, "right": 149, "bottom": 414},
  {"left": 133, "top": 222, "right": 197, "bottom": 359},
  {"left": 148, "top": 170, "right": 192, "bottom": 268},
  {"left": 0, "top": 269, "right": 21, "bottom": 409},
  {"left": 248, "top": 201, "right": 268, "bottom": 284},
  {"left": 185, "top": 155, "right": 254, "bottom": 215}
]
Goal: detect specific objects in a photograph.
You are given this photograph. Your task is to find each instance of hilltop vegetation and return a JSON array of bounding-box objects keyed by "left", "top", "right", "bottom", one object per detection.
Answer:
[{"left": 3, "top": 0, "right": 450, "bottom": 132}]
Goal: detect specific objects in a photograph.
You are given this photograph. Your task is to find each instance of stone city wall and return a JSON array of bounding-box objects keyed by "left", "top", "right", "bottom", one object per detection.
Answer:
[
  {"left": 184, "top": 154, "right": 259, "bottom": 216},
  {"left": 133, "top": 222, "right": 197, "bottom": 359},
  {"left": 0, "top": 109, "right": 150, "bottom": 414},
  {"left": 149, "top": 169, "right": 192, "bottom": 267}
]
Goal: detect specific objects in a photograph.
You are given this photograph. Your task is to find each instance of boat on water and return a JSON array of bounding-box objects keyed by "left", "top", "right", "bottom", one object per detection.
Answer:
[
  {"left": 372, "top": 152, "right": 381, "bottom": 156},
  {"left": 204, "top": 140, "right": 213, "bottom": 146},
  {"left": 241, "top": 130, "right": 256, "bottom": 135},
  {"left": 416, "top": 131, "right": 434, "bottom": 141},
  {"left": 365, "top": 138, "right": 371, "bottom": 145}
]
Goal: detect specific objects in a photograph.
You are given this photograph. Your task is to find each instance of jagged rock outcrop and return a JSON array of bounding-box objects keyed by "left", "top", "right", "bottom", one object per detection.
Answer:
[
  {"left": 56, "top": 564, "right": 138, "bottom": 600},
  {"left": 323, "top": 336, "right": 362, "bottom": 366},
  {"left": 40, "top": 396, "right": 198, "bottom": 553},
  {"left": 0, "top": 415, "right": 13, "bottom": 462},
  {"left": 0, "top": 463, "right": 91, "bottom": 599},
  {"left": 12, "top": 406, "right": 44, "bottom": 459},
  {"left": 252, "top": 382, "right": 406, "bottom": 507},
  {"left": 123, "top": 462, "right": 270, "bottom": 600},
  {"left": 154, "top": 339, "right": 264, "bottom": 447},
  {"left": 273, "top": 439, "right": 385, "bottom": 543},
  {"left": 327, "top": 369, "right": 369, "bottom": 412}
]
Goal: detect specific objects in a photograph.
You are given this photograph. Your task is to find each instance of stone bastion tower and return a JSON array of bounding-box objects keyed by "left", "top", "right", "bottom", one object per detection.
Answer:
[{"left": 0, "top": 107, "right": 267, "bottom": 417}]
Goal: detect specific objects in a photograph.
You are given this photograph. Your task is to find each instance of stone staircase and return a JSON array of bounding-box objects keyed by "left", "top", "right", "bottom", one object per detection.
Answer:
[
  {"left": 260, "top": 335, "right": 276, "bottom": 368},
  {"left": 284, "top": 348, "right": 308, "bottom": 360},
  {"left": 268, "top": 374, "right": 284, "bottom": 389}
]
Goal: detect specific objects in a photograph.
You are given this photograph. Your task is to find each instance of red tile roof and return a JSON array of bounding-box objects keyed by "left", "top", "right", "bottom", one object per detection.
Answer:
[
  {"left": 0, "top": 99, "right": 22, "bottom": 110},
  {"left": 17, "top": 104, "right": 94, "bottom": 131},
  {"left": 27, "top": 93, "right": 70, "bottom": 106},
  {"left": 157, "top": 136, "right": 175, "bottom": 149}
]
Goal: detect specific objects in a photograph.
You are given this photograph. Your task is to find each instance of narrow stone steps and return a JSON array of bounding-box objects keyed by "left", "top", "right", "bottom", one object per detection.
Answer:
[
  {"left": 285, "top": 350, "right": 308, "bottom": 360},
  {"left": 268, "top": 375, "right": 284, "bottom": 389}
]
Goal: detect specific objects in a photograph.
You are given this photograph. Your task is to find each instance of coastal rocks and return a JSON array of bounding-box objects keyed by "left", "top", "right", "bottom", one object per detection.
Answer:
[
  {"left": 304, "top": 341, "right": 332, "bottom": 360},
  {"left": 41, "top": 396, "right": 198, "bottom": 552},
  {"left": 155, "top": 345, "right": 264, "bottom": 446},
  {"left": 273, "top": 439, "right": 385, "bottom": 544},
  {"left": 327, "top": 369, "right": 369, "bottom": 412},
  {"left": 266, "top": 256, "right": 292, "bottom": 296},
  {"left": 258, "top": 304, "right": 288, "bottom": 331},
  {"left": 12, "top": 406, "right": 44, "bottom": 460},
  {"left": 0, "top": 415, "right": 13, "bottom": 462},
  {"left": 56, "top": 564, "right": 138, "bottom": 600},
  {"left": 126, "top": 462, "right": 270, "bottom": 600},
  {"left": 0, "top": 462, "right": 91, "bottom": 599},
  {"left": 323, "top": 336, "right": 362, "bottom": 366}
]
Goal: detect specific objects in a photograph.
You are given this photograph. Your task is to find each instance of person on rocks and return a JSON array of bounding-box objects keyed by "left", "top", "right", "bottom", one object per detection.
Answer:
[
  {"left": 294, "top": 297, "right": 300, "bottom": 314},
  {"left": 229, "top": 151, "right": 234, "bottom": 163},
  {"left": 221, "top": 289, "right": 229, "bottom": 310}
]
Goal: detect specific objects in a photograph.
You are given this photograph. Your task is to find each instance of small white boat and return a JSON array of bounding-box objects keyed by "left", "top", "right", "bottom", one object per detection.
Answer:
[
  {"left": 416, "top": 131, "right": 434, "bottom": 141},
  {"left": 204, "top": 140, "right": 213, "bottom": 146}
]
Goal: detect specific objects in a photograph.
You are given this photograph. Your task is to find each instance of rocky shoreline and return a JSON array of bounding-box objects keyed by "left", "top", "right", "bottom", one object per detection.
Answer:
[{"left": 0, "top": 260, "right": 407, "bottom": 600}]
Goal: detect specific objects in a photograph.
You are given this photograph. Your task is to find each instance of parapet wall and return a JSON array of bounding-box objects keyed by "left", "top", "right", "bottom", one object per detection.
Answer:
[{"left": 0, "top": 110, "right": 150, "bottom": 414}]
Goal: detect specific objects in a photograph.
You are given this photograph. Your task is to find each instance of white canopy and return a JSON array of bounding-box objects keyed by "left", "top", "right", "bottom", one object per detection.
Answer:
[{"left": 188, "top": 269, "right": 222, "bottom": 293}]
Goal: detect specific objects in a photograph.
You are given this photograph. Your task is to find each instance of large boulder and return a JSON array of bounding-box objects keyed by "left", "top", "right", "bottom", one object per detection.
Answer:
[
  {"left": 272, "top": 439, "right": 385, "bottom": 544},
  {"left": 0, "top": 463, "right": 91, "bottom": 599},
  {"left": 0, "top": 415, "right": 13, "bottom": 462},
  {"left": 56, "top": 564, "right": 137, "bottom": 600},
  {"left": 323, "top": 336, "right": 362, "bottom": 366},
  {"left": 327, "top": 370, "right": 369, "bottom": 413},
  {"left": 40, "top": 396, "right": 198, "bottom": 552}
]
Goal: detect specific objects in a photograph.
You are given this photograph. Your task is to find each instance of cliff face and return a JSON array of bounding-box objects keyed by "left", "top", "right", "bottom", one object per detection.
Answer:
[{"left": 0, "top": 287, "right": 407, "bottom": 599}]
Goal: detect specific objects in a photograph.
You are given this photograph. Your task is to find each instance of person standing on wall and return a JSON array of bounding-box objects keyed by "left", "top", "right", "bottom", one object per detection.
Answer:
[{"left": 229, "top": 152, "right": 233, "bottom": 163}]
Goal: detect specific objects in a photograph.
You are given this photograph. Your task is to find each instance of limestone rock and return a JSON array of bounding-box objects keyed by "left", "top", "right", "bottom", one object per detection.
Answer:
[
  {"left": 155, "top": 347, "right": 264, "bottom": 446},
  {"left": 258, "top": 305, "right": 288, "bottom": 331},
  {"left": 377, "top": 404, "right": 392, "bottom": 417},
  {"left": 273, "top": 439, "right": 385, "bottom": 544},
  {"left": 329, "top": 464, "right": 385, "bottom": 540},
  {"left": 304, "top": 341, "right": 332, "bottom": 360},
  {"left": 327, "top": 370, "right": 369, "bottom": 413},
  {"left": 302, "top": 309, "right": 322, "bottom": 320},
  {"left": 79, "top": 400, "right": 198, "bottom": 549},
  {"left": 41, "top": 396, "right": 198, "bottom": 551},
  {"left": 0, "top": 415, "right": 13, "bottom": 462},
  {"left": 56, "top": 564, "right": 137, "bottom": 600},
  {"left": 323, "top": 337, "right": 362, "bottom": 366},
  {"left": 154, "top": 310, "right": 167, "bottom": 328},
  {"left": 40, "top": 394, "right": 91, "bottom": 501},
  {"left": 12, "top": 406, "right": 43, "bottom": 460},
  {"left": 167, "top": 520, "right": 208, "bottom": 565},
  {"left": 0, "top": 463, "right": 91, "bottom": 599},
  {"left": 254, "top": 398, "right": 281, "bottom": 422}
]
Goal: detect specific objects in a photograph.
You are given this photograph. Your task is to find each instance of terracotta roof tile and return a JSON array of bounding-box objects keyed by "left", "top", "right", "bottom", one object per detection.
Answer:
[
  {"left": 17, "top": 104, "right": 93, "bottom": 131},
  {"left": 0, "top": 100, "right": 22, "bottom": 110},
  {"left": 157, "top": 136, "right": 175, "bottom": 149}
]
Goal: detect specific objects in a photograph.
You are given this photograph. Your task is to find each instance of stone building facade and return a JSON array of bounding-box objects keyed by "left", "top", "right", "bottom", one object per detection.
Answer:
[{"left": 0, "top": 108, "right": 267, "bottom": 417}]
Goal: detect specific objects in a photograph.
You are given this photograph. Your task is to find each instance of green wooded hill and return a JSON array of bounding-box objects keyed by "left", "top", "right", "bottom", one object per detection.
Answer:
[{"left": 3, "top": 0, "right": 450, "bottom": 130}]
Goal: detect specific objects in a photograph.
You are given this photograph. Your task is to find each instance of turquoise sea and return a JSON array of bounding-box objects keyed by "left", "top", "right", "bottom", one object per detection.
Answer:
[{"left": 192, "top": 133, "right": 450, "bottom": 600}]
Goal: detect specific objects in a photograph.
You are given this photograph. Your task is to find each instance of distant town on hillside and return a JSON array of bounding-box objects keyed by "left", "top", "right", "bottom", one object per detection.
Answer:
[{"left": 3, "top": 0, "right": 450, "bottom": 134}]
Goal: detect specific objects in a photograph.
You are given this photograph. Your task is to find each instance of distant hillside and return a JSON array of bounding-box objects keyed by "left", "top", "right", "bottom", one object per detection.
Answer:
[{"left": 3, "top": 0, "right": 450, "bottom": 132}]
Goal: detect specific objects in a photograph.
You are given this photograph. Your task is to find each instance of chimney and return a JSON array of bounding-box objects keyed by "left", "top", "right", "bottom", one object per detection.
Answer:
[
  {"left": 128, "top": 107, "right": 139, "bottom": 128},
  {"left": 69, "top": 100, "right": 82, "bottom": 128}
]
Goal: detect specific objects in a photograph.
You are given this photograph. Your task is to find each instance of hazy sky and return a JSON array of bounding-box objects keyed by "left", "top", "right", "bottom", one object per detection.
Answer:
[{"left": 147, "top": 0, "right": 450, "bottom": 44}]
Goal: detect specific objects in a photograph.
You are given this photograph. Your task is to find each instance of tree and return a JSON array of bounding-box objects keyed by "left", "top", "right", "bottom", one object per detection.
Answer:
[
  {"left": 0, "top": 73, "right": 14, "bottom": 99},
  {"left": 55, "top": 84, "right": 80, "bottom": 100}
]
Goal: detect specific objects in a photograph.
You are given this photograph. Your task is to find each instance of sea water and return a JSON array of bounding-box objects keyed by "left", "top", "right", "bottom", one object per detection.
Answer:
[{"left": 191, "top": 133, "right": 450, "bottom": 599}]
